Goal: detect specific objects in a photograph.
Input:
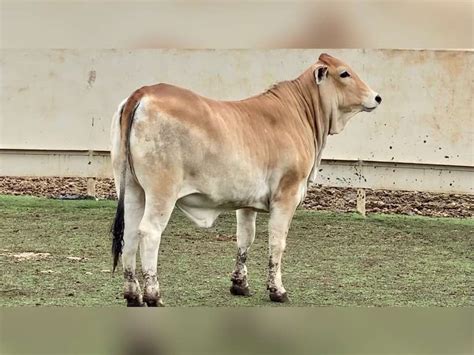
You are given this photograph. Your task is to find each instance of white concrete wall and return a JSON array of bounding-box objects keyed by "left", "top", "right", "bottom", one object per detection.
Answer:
[{"left": 1, "top": 49, "right": 472, "bottom": 193}]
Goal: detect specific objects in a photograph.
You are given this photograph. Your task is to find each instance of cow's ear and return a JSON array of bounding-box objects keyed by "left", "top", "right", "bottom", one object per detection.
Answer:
[{"left": 314, "top": 64, "right": 328, "bottom": 85}]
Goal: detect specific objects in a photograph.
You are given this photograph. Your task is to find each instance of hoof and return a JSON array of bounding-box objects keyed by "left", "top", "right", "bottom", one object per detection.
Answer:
[
  {"left": 230, "top": 283, "right": 251, "bottom": 297},
  {"left": 143, "top": 296, "right": 164, "bottom": 307},
  {"left": 269, "top": 291, "right": 289, "bottom": 303},
  {"left": 125, "top": 295, "right": 145, "bottom": 307}
]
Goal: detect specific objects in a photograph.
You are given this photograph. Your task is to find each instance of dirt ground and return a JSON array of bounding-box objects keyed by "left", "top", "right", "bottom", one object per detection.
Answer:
[{"left": 0, "top": 176, "right": 473, "bottom": 218}]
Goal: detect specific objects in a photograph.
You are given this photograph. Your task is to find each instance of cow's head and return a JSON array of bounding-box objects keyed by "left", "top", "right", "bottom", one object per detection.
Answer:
[{"left": 313, "top": 53, "right": 381, "bottom": 135}]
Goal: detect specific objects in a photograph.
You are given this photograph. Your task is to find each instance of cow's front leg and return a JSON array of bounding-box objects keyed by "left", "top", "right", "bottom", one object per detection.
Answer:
[
  {"left": 230, "top": 208, "right": 257, "bottom": 296},
  {"left": 267, "top": 190, "right": 299, "bottom": 303}
]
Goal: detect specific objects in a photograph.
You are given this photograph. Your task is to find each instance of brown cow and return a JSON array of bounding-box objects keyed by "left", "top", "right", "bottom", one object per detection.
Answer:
[{"left": 110, "top": 53, "right": 381, "bottom": 306}]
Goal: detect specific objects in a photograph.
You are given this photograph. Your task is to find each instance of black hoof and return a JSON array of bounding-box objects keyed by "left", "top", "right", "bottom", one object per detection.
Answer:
[
  {"left": 125, "top": 295, "right": 145, "bottom": 307},
  {"left": 230, "top": 283, "right": 251, "bottom": 297},
  {"left": 269, "top": 291, "right": 289, "bottom": 303},
  {"left": 143, "top": 296, "right": 164, "bottom": 307}
]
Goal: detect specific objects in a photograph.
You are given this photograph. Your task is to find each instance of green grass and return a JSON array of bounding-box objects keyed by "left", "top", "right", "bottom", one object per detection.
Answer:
[{"left": 0, "top": 195, "right": 472, "bottom": 306}]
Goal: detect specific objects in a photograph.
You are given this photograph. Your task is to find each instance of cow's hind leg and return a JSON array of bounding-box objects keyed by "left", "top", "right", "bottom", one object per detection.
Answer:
[
  {"left": 122, "top": 180, "right": 145, "bottom": 307},
  {"left": 230, "top": 208, "right": 257, "bottom": 296},
  {"left": 139, "top": 189, "right": 176, "bottom": 307}
]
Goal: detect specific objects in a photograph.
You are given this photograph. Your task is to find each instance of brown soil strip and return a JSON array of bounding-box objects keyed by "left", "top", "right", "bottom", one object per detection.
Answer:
[{"left": 1, "top": 176, "right": 472, "bottom": 218}]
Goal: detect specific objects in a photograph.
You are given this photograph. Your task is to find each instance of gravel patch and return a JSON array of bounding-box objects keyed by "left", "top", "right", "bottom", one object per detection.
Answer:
[{"left": 1, "top": 176, "right": 472, "bottom": 218}]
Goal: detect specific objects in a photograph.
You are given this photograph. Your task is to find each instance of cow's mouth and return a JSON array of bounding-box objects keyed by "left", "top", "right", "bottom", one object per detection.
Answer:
[{"left": 362, "top": 105, "right": 376, "bottom": 112}]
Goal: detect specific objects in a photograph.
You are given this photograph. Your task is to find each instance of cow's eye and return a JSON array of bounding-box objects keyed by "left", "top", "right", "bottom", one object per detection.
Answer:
[{"left": 340, "top": 71, "right": 351, "bottom": 78}]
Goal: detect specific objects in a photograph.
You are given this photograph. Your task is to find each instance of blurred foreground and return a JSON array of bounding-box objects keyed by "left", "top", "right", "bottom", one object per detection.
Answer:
[
  {"left": 1, "top": 1, "right": 472, "bottom": 49},
  {"left": 1, "top": 308, "right": 473, "bottom": 354}
]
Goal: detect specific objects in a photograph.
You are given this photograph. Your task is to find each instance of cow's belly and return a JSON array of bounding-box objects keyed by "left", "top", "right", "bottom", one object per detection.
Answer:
[
  {"left": 176, "top": 182, "right": 270, "bottom": 228},
  {"left": 175, "top": 199, "right": 221, "bottom": 228}
]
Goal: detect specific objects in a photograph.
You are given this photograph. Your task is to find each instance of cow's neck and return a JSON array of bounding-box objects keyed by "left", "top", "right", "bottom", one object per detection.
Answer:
[
  {"left": 295, "top": 69, "right": 330, "bottom": 146},
  {"left": 265, "top": 69, "right": 331, "bottom": 183}
]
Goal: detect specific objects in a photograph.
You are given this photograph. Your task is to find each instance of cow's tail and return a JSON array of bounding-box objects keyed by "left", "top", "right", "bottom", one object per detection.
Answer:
[{"left": 111, "top": 90, "right": 143, "bottom": 272}]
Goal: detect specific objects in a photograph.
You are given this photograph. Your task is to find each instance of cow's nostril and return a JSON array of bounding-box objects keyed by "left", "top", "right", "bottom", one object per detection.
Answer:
[{"left": 375, "top": 95, "right": 382, "bottom": 104}]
